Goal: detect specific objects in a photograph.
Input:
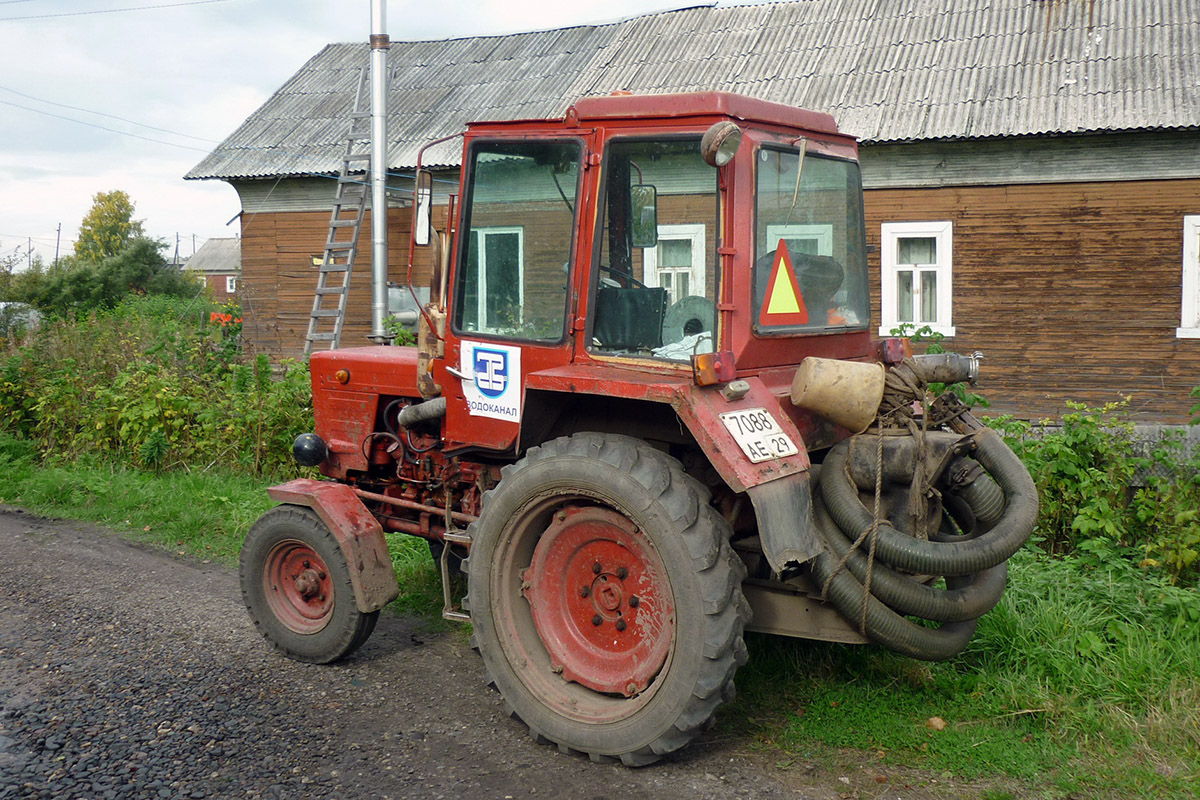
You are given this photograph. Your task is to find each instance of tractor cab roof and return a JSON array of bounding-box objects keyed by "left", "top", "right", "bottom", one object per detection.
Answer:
[{"left": 466, "top": 91, "right": 845, "bottom": 141}]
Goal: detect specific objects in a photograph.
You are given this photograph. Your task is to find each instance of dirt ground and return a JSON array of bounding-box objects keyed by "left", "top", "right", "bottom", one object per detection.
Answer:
[{"left": 0, "top": 505, "right": 1004, "bottom": 800}]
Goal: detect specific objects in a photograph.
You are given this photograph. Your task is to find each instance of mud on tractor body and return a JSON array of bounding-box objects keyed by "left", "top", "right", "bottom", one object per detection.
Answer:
[{"left": 239, "top": 92, "right": 1037, "bottom": 765}]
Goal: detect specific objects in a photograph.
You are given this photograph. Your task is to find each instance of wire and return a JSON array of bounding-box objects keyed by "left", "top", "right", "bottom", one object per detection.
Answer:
[
  {"left": 0, "top": 0, "right": 235, "bottom": 22},
  {"left": 0, "top": 99, "right": 211, "bottom": 152},
  {"left": 0, "top": 84, "right": 219, "bottom": 143}
]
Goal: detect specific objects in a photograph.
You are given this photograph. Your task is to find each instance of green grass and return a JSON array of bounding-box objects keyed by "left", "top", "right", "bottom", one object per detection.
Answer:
[
  {"left": 0, "top": 434, "right": 445, "bottom": 621},
  {"left": 728, "top": 549, "right": 1200, "bottom": 798}
]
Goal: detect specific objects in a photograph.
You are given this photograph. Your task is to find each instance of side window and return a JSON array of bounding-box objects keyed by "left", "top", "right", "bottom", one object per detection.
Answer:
[
  {"left": 879, "top": 221, "right": 955, "bottom": 337},
  {"left": 1178, "top": 215, "right": 1200, "bottom": 338},
  {"left": 452, "top": 139, "right": 581, "bottom": 341},
  {"left": 225, "top": 276, "right": 238, "bottom": 293}
]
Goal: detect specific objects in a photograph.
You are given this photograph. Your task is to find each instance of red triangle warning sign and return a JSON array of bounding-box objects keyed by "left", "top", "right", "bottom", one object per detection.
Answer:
[{"left": 758, "top": 240, "right": 808, "bottom": 326}]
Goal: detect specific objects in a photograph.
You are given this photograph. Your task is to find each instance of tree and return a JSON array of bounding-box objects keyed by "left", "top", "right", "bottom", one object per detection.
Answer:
[
  {"left": 34, "top": 238, "right": 199, "bottom": 317},
  {"left": 74, "top": 190, "right": 146, "bottom": 264}
]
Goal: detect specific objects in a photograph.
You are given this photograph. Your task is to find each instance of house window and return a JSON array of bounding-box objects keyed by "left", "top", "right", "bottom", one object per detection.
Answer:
[
  {"left": 879, "top": 221, "right": 955, "bottom": 337},
  {"left": 462, "top": 226, "right": 524, "bottom": 332},
  {"left": 643, "top": 223, "right": 706, "bottom": 305},
  {"left": 225, "top": 276, "right": 237, "bottom": 293},
  {"left": 1178, "top": 216, "right": 1200, "bottom": 338}
]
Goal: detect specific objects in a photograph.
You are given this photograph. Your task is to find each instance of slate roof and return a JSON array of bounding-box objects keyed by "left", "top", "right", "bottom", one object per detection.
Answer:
[
  {"left": 187, "top": 0, "right": 1200, "bottom": 181},
  {"left": 185, "top": 237, "right": 241, "bottom": 274}
]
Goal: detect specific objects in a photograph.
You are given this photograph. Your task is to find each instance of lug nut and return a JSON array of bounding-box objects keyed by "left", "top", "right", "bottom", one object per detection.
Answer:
[
  {"left": 616, "top": 566, "right": 629, "bottom": 579},
  {"left": 616, "top": 618, "right": 627, "bottom": 632},
  {"left": 592, "top": 614, "right": 603, "bottom": 626},
  {"left": 318, "top": 572, "right": 326, "bottom": 580},
  {"left": 629, "top": 595, "right": 640, "bottom": 607},
  {"left": 579, "top": 586, "right": 591, "bottom": 598},
  {"left": 625, "top": 681, "right": 638, "bottom": 695},
  {"left": 592, "top": 562, "right": 602, "bottom": 574},
  {"left": 303, "top": 560, "right": 311, "bottom": 569}
]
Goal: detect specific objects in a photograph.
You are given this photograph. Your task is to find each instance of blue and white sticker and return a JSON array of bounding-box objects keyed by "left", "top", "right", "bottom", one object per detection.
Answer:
[{"left": 460, "top": 341, "right": 522, "bottom": 422}]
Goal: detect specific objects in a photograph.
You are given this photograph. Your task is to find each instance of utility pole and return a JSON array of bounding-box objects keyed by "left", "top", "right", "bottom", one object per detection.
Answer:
[
  {"left": 54, "top": 223, "right": 61, "bottom": 269},
  {"left": 27, "top": 238, "right": 31, "bottom": 270},
  {"left": 367, "top": 0, "right": 391, "bottom": 344}
]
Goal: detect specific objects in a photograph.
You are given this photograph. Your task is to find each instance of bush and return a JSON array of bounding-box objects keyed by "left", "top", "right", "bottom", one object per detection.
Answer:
[
  {"left": 0, "top": 294, "right": 311, "bottom": 479},
  {"left": 989, "top": 401, "right": 1200, "bottom": 586}
]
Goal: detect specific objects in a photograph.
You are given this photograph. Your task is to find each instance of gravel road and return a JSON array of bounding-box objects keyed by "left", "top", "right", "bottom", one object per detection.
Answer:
[{"left": 0, "top": 505, "right": 970, "bottom": 800}]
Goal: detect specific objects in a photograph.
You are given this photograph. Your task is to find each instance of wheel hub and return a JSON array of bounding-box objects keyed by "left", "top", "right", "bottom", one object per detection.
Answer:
[
  {"left": 522, "top": 506, "right": 674, "bottom": 697},
  {"left": 263, "top": 541, "right": 334, "bottom": 634}
]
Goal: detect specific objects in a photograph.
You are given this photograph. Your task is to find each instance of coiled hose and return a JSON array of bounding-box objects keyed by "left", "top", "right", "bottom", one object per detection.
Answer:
[{"left": 807, "top": 355, "right": 1038, "bottom": 661}]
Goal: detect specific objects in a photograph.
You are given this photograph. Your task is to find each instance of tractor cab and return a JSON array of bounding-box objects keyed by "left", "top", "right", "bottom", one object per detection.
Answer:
[{"left": 424, "top": 92, "right": 875, "bottom": 454}]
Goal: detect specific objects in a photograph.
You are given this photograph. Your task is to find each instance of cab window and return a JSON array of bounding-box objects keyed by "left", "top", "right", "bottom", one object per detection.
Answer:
[{"left": 590, "top": 138, "right": 719, "bottom": 362}]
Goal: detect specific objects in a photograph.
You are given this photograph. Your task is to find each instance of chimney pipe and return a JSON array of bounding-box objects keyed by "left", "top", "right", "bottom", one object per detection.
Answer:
[{"left": 368, "top": 0, "right": 391, "bottom": 344}]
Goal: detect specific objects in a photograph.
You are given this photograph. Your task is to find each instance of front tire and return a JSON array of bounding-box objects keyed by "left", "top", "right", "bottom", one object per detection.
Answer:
[
  {"left": 466, "top": 434, "right": 749, "bottom": 765},
  {"left": 240, "top": 505, "right": 378, "bottom": 663}
]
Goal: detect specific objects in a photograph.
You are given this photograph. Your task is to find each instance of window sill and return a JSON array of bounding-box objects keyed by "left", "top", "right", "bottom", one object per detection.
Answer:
[
  {"left": 879, "top": 324, "right": 956, "bottom": 338},
  {"left": 1176, "top": 327, "right": 1200, "bottom": 339}
]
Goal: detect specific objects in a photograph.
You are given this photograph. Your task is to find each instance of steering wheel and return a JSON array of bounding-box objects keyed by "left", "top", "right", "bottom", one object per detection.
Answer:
[{"left": 599, "top": 264, "right": 649, "bottom": 290}]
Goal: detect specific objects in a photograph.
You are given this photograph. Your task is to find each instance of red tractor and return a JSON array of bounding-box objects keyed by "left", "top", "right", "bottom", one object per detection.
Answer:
[{"left": 240, "top": 92, "right": 1037, "bottom": 765}]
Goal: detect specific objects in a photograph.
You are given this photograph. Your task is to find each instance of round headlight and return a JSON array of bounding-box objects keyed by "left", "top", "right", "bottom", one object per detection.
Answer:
[
  {"left": 292, "top": 433, "right": 329, "bottom": 467},
  {"left": 701, "top": 121, "right": 743, "bottom": 167}
]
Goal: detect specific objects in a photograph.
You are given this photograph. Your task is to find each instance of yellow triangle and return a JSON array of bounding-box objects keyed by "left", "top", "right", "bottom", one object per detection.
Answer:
[{"left": 766, "top": 263, "right": 801, "bottom": 314}]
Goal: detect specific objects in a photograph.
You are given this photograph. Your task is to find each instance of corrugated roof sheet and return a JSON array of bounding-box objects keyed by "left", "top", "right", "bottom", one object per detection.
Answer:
[
  {"left": 187, "top": 0, "right": 1200, "bottom": 181},
  {"left": 186, "top": 237, "right": 241, "bottom": 273}
]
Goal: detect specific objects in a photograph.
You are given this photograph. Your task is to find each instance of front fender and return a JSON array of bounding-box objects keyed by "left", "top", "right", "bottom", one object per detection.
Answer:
[
  {"left": 672, "top": 379, "right": 821, "bottom": 573},
  {"left": 266, "top": 478, "right": 399, "bottom": 612}
]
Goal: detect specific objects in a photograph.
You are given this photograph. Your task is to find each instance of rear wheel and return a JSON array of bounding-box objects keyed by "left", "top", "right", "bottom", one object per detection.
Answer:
[
  {"left": 466, "top": 433, "right": 749, "bottom": 765},
  {"left": 240, "top": 505, "right": 378, "bottom": 663}
]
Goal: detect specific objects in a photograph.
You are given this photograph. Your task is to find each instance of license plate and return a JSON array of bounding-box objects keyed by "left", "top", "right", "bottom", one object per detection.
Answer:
[{"left": 719, "top": 408, "right": 799, "bottom": 463}]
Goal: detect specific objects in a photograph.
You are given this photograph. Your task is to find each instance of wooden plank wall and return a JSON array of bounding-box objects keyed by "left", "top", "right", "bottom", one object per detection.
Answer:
[
  {"left": 865, "top": 178, "right": 1200, "bottom": 423},
  {"left": 239, "top": 207, "right": 441, "bottom": 362}
]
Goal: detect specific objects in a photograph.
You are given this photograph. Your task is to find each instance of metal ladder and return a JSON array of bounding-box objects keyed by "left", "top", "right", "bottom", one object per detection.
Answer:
[{"left": 304, "top": 67, "right": 372, "bottom": 354}]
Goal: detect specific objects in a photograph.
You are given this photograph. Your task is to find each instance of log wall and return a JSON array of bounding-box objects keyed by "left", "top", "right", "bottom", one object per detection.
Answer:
[{"left": 865, "top": 178, "right": 1200, "bottom": 422}]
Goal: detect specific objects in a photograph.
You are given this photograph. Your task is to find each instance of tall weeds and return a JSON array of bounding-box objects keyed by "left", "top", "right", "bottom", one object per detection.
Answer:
[{"left": 0, "top": 295, "right": 311, "bottom": 478}]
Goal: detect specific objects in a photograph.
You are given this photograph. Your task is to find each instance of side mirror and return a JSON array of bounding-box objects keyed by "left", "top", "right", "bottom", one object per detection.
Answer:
[
  {"left": 630, "top": 184, "right": 658, "bottom": 248},
  {"left": 412, "top": 169, "right": 433, "bottom": 247},
  {"left": 701, "top": 121, "right": 743, "bottom": 167}
]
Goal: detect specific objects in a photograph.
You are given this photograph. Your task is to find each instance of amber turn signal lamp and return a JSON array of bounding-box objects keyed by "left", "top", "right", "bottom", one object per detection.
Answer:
[
  {"left": 333, "top": 369, "right": 351, "bottom": 385},
  {"left": 692, "top": 350, "right": 737, "bottom": 386}
]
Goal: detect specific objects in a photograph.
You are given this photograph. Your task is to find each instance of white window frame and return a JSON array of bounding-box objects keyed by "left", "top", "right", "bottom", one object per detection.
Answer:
[
  {"left": 879, "top": 220, "right": 955, "bottom": 338},
  {"left": 765, "top": 223, "right": 834, "bottom": 258},
  {"left": 225, "top": 275, "right": 237, "bottom": 293},
  {"left": 1177, "top": 216, "right": 1200, "bottom": 338},
  {"left": 643, "top": 223, "right": 706, "bottom": 303},
  {"left": 471, "top": 226, "right": 524, "bottom": 330}
]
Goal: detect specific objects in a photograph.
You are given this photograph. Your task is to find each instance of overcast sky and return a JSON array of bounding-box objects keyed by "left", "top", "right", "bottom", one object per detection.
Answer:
[{"left": 0, "top": 0, "right": 714, "bottom": 266}]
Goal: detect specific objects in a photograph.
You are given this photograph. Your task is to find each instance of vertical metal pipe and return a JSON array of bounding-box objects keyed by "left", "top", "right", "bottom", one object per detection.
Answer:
[{"left": 368, "top": 0, "right": 391, "bottom": 343}]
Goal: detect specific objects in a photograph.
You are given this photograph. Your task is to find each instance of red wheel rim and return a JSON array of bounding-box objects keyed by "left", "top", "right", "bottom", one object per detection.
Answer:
[
  {"left": 523, "top": 506, "right": 674, "bottom": 697},
  {"left": 263, "top": 539, "right": 334, "bottom": 634}
]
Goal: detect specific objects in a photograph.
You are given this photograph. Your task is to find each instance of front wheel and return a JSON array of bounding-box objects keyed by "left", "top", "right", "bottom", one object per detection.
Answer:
[
  {"left": 240, "top": 505, "right": 378, "bottom": 663},
  {"left": 466, "top": 434, "right": 749, "bottom": 765}
]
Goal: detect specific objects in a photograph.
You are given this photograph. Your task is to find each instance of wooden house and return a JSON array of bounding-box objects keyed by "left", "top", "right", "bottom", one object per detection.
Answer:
[
  {"left": 186, "top": 0, "right": 1200, "bottom": 422},
  {"left": 186, "top": 237, "right": 242, "bottom": 302}
]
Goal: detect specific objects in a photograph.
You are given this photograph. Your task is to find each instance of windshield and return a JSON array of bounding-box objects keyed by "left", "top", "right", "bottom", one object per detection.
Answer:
[
  {"left": 754, "top": 147, "right": 869, "bottom": 333},
  {"left": 590, "top": 138, "right": 719, "bottom": 362}
]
